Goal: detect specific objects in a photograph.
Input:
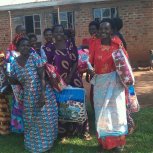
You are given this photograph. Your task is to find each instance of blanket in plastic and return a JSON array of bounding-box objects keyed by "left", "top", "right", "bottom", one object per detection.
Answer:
[
  {"left": 112, "top": 49, "right": 135, "bottom": 87},
  {"left": 78, "top": 49, "right": 89, "bottom": 73},
  {"left": 45, "top": 63, "right": 67, "bottom": 92},
  {"left": 55, "top": 87, "right": 87, "bottom": 123}
]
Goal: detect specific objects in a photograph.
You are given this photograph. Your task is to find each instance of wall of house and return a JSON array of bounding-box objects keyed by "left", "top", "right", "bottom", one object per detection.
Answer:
[
  {"left": 72, "top": 0, "right": 153, "bottom": 66},
  {"left": 0, "top": 11, "right": 10, "bottom": 51},
  {"left": 0, "top": 0, "right": 153, "bottom": 66}
]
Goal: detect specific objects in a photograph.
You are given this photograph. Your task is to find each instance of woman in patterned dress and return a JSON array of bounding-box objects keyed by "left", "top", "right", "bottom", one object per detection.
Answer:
[
  {"left": 42, "top": 28, "right": 55, "bottom": 64},
  {"left": 28, "top": 33, "right": 40, "bottom": 54},
  {"left": 28, "top": 33, "right": 47, "bottom": 64},
  {"left": 52, "top": 25, "right": 91, "bottom": 140},
  {"left": 9, "top": 38, "right": 58, "bottom": 153},
  {"left": 6, "top": 25, "right": 26, "bottom": 133},
  {"left": 88, "top": 19, "right": 128, "bottom": 153}
]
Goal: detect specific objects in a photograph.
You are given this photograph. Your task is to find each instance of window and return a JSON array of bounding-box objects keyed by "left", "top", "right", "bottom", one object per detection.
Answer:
[
  {"left": 93, "top": 8, "right": 118, "bottom": 22},
  {"left": 12, "top": 16, "right": 24, "bottom": 26},
  {"left": 33, "top": 15, "right": 41, "bottom": 35},
  {"left": 52, "top": 12, "right": 58, "bottom": 25},
  {"left": 25, "top": 16, "right": 34, "bottom": 33},
  {"left": 52, "top": 11, "right": 74, "bottom": 29},
  {"left": 24, "top": 14, "right": 41, "bottom": 35}
]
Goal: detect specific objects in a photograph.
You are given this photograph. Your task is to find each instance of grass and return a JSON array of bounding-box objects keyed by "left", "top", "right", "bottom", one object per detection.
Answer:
[{"left": 0, "top": 107, "right": 153, "bottom": 153}]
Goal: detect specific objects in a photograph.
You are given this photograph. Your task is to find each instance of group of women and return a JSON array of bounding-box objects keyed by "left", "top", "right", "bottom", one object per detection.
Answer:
[{"left": 5, "top": 17, "right": 135, "bottom": 153}]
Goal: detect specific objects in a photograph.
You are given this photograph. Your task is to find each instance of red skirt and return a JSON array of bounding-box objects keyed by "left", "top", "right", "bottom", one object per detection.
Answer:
[{"left": 97, "top": 134, "right": 126, "bottom": 150}]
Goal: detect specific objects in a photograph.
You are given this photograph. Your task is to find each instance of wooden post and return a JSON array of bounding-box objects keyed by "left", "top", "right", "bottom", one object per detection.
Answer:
[
  {"left": 57, "top": 6, "right": 60, "bottom": 24},
  {"left": 8, "top": 11, "right": 13, "bottom": 43}
]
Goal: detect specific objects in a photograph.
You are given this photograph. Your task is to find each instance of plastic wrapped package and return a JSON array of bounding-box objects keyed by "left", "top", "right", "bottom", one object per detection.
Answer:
[
  {"left": 55, "top": 87, "right": 87, "bottom": 123},
  {"left": 112, "top": 49, "right": 135, "bottom": 87},
  {"left": 45, "top": 63, "right": 67, "bottom": 92}
]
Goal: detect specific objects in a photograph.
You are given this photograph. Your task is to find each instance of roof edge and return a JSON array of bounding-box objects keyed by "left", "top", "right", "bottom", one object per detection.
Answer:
[{"left": 0, "top": 0, "right": 109, "bottom": 11}]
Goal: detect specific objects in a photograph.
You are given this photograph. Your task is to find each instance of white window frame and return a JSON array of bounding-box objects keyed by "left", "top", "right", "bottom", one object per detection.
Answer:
[
  {"left": 102, "top": 8, "right": 111, "bottom": 19},
  {"left": 24, "top": 14, "right": 42, "bottom": 35},
  {"left": 93, "top": 7, "right": 117, "bottom": 21},
  {"left": 93, "top": 8, "right": 101, "bottom": 20},
  {"left": 59, "top": 11, "right": 68, "bottom": 28},
  {"left": 33, "top": 14, "right": 42, "bottom": 36},
  {"left": 52, "top": 11, "right": 74, "bottom": 29}
]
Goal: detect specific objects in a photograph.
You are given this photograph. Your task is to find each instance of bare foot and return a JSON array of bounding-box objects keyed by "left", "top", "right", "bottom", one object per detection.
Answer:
[{"left": 128, "top": 125, "right": 136, "bottom": 135}]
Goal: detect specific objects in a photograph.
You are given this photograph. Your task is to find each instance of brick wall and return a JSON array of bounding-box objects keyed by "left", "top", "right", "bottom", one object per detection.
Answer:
[
  {"left": 0, "top": 0, "right": 153, "bottom": 66},
  {"left": 119, "top": 0, "right": 153, "bottom": 66},
  {"left": 0, "top": 11, "right": 10, "bottom": 51},
  {"left": 73, "top": 0, "right": 153, "bottom": 66}
]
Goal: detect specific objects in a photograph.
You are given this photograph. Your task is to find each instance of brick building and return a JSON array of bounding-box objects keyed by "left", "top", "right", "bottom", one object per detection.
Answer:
[{"left": 0, "top": 0, "right": 152, "bottom": 66}]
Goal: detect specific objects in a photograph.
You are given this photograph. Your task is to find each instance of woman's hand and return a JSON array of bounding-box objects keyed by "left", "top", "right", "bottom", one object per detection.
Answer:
[
  {"left": 6, "top": 73, "right": 20, "bottom": 85},
  {"left": 126, "top": 81, "right": 133, "bottom": 86},
  {"left": 64, "top": 75, "right": 72, "bottom": 85},
  {"left": 49, "top": 75, "right": 60, "bottom": 88},
  {"left": 37, "top": 92, "right": 45, "bottom": 110},
  {"left": 87, "top": 69, "right": 95, "bottom": 79},
  {"left": 85, "top": 72, "right": 90, "bottom": 83}
]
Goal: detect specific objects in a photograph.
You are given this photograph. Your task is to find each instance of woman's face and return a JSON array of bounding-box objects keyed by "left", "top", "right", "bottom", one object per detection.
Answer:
[
  {"left": 30, "top": 37, "right": 37, "bottom": 49},
  {"left": 89, "top": 25, "right": 98, "bottom": 36},
  {"left": 99, "top": 22, "right": 112, "bottom": 39},
  {"left": 53, "top": 26, "right": 65, "bottom": 41},
  {"left": 18, "top": 40, "right": 30, "bottom": 56},
  {"left": 44, "top": 30, "right": 53, "bottom": 42}
]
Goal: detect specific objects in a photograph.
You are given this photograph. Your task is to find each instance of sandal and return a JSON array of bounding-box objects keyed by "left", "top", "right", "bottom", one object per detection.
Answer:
[
  {"left": 112, "top": 146, "right": 124, "bottom": 153},
  {"left": 84, "top": 132, "right": 92, "bottom": 141},
  {"left": 61, "top": 137, "right": 68, "bottom": 144}
]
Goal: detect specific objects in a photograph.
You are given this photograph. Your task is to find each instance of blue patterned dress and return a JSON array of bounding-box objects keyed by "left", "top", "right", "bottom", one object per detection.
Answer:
[
  {"left": 11, "top": 53, "right": 58, "bottom": 153},
  {"left": 5, "top": 50, "right": 24, "bottom": 133}
]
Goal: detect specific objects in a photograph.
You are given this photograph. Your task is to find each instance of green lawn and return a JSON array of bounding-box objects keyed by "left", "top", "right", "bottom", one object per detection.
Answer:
[{"left": 0, "top": 108, "right": 153, "bottom": 153}]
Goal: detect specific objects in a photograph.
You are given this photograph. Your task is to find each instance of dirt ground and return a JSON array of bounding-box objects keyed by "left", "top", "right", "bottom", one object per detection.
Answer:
[
  {"left": 134, "top": 70, "right": 153, "bottom": 108},
  {"left": 83, "top": 70, "right": 153, "bottom": 108}
]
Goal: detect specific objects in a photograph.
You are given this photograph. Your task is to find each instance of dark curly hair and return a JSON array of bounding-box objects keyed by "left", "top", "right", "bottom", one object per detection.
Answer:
[
  {"left": 15, "top": 25, "right": 24, "bottom": 33},
  {"left": 112, "top": 17, "right": 123, "bottom": 31},
  {"left": 43, "top": 28, "right": 52, "bottom": 36},
  {"left": 100, "top": 18, "right": 113, "bottom": 29},
  {"left": 16, "top": 38, "right": 29, "bottom": 48},
  {"left": 27, "top": 33, "right": 37, "bottom": 40},
  {"left": 52, "top": 24, "right": 65, "bottom": 33},
  {"left": 89, "top": 21, "right": 99, "bottom": 30}
]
